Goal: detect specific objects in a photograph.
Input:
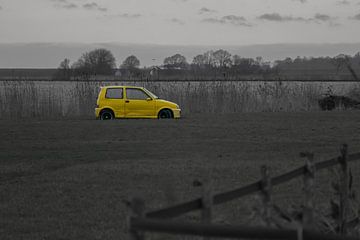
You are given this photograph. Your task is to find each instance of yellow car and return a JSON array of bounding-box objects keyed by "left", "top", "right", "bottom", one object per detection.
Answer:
[{"left": 95, "top": 86, "right": 181, "bottom": 120}]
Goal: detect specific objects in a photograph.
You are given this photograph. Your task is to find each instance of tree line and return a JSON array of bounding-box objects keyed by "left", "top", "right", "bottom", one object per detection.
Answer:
[{"left": 54, "top": 48, "right": 360, "bottom": 81}]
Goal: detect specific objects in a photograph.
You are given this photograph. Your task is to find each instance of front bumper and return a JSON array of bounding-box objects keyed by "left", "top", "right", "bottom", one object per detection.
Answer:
[{"left": 172, "top": 108, "right": 181, "bottom": 118}]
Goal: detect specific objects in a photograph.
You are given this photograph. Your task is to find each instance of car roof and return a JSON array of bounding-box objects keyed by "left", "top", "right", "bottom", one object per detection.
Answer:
[{"left": 101, "top": 85, "right": 143, "bottom": 89}]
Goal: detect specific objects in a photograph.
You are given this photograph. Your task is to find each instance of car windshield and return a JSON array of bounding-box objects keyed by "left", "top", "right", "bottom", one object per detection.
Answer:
[{"left": 143, "top": 88, "right": 159, "bottom": 99}]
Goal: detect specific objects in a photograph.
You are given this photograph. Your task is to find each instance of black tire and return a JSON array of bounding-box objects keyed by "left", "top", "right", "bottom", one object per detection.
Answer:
[
  {"left": 158, "top": 109, "right": 173, "bottom": 119},
  {"left": 100, "top": 110, "right": 114, "bottom": 120}
]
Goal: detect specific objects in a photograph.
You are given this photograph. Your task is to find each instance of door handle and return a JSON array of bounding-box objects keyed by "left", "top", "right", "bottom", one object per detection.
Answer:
[{"left": 125, "top": 100, "right": 130, "bottom": 103}]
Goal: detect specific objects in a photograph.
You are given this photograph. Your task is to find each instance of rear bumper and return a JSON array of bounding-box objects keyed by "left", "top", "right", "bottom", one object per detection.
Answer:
[{"left": 173, "top": 109, "right": 181, "bottom": 118}]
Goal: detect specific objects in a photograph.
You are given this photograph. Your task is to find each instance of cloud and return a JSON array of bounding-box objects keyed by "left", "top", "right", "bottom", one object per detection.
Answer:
[
  {"left": 203, "top": 15, "right": 252, "bottom": 27},
  {"left": 350, "top": 13, "right": 360, "bottom": 20},
  {"left": 257, "top": 13, "right": 308, "bottom": 22},
  {"left": 52, "top": 0, "right": 78, "bottom": 10},
  {"left": 170, "top": 18, "right": 185, "bottom": 25},
  {"left": 83, "top": 2, "right": 107, "bottom": 12},
  {"left": 198, "top": 7, "right": 216, "bottom": 14},
  {"left": 102, "top": 13, "right": 142, "bottom": 19},
  {"left": 258, "top": 13, "right": 337, "bottom": 23},
  {"left": 116, "top": 13, "right": 141, "bottom": 18},
  {"left": 0, "top": 6, "right": 2, "bottom": 10},
  {"left": 293, "top": 0, "right": 307, "bottom": 3},
  {"left": 62, "top": 3, "right": 78, "bottom": 9},
  {"left": 313, "top": 13, "right": 334, "bottom": 21},
  {"left": 257, "top": 13, "right": 339, "bottom": 26},
  {"left": 313, "top": 14, "right": 339, "bottom": 26},
  {"left": 336, "top": 0, "right": 351, "bottom": 5}
]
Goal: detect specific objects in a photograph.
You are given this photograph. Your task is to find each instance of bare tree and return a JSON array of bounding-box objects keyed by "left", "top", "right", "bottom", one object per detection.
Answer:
[
  {"left": 333, "top": 54, "right": 359, "bottom": 81},
  {"left": 121, "top": 55, "right": 140, "bottom": 69},
  {"left": 192, "top": 51, "right": 215, "bottom": 68},
  {"left": 213, "top": 49, "right": 232, "bottom": 68},
  {"left": 232, "top": 55, "right": 242, "bottom": 66},
  {"left": 53, "top": 58, "right": 72, "bottom": 80},
  {"left": 203, "top": 50, "right": 215, "bottom": 67},
  {"left": 59, "top": 58, "right": 71, "bottom": 70},
  {"left": 163, "top": 54, "right": 188, "bottom": 69},
  {"left": 72, "top": 48, "right": 116, "bottom": 75},
  {"left": 192, "top": 54, "right": 207, "bottom": 67}
]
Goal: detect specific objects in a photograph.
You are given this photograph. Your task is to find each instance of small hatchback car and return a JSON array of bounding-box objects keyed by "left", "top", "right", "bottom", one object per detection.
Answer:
[{"left": 95, "top": 86, "right": 181, "bottom": 120}]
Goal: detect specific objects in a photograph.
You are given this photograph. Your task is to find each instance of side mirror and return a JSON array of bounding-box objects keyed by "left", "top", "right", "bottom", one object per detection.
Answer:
[{"left": 146, "top": 98, "right": 153, "bottom": 101}]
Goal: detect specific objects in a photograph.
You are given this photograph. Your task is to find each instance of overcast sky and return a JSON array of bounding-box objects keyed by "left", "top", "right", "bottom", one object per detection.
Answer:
[{"left": 0, "top": 0, "right": 360, "bottom": 45}]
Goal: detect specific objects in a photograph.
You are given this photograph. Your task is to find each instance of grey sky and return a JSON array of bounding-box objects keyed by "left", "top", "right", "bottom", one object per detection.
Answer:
[{"left": 0, "top": 0, "right": 359, "bottom": 45}]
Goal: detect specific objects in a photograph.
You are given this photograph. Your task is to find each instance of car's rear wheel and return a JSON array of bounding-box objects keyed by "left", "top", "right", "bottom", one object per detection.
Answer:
[
  {"left": 100, "top": 110, "right": 114, "bottom": 120},
  {"left": 158, "top": 109, "right": 173, "bottom": 119}
]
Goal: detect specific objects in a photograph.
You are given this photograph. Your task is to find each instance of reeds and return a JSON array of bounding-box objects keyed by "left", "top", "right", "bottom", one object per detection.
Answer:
[{"left": 0, "top": 80, "right": 354, "bottom": 119}]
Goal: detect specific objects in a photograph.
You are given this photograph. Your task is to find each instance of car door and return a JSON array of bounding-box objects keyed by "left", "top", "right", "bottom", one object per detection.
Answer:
[
  {"left": 104, "top": 87, "right": 125, "bottom": 117},
  {"left": 124, "top": 88, "right": 156, "bottom": 117}
]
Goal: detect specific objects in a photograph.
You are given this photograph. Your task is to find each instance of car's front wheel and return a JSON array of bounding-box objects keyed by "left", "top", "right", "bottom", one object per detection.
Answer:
[
  {"left": 158, "top": 109, "right": 173, "bottom": 119},
  {"left": 100, "top": 110, "right": 114, "bottom": 120}
]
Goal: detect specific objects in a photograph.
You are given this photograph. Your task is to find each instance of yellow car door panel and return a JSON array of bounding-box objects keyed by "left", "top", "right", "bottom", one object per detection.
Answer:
[{"left": 125, "top": 88, "right": 155, "bottom": 117}]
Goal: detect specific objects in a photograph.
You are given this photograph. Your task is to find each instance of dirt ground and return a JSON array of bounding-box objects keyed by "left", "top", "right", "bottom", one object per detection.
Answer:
[{"left": 1, "top": 111, "right": 360, "bottom": 240}]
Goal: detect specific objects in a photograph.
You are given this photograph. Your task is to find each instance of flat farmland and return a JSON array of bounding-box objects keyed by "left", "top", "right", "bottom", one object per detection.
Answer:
[{"left": 1, "top": 111, "right": 360, "bottom": 240}]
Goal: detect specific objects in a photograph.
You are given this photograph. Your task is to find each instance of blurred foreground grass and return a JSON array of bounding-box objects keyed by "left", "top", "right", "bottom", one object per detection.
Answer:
[{"left": 1, "top": 112, "right": 360, "bottom": 239}]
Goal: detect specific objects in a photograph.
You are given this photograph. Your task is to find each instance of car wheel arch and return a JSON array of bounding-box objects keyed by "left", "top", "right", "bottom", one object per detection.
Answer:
[
  {"left": 99, "top": 107, "right": 115, "bottom": 116},
  {"left": 157, "top": 108, "right": 174, "bottom": 118}
]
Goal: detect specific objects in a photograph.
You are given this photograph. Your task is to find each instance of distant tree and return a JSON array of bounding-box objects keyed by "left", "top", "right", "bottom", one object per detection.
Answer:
[
  {"left": 203, "top": 50, "right": 215, "bottom": 66},
  {"left": 293, "top": 56, "right": 303, "bottom": 64},
  {"left": 354, "top": 52, "right": 360, "bottom": 67},
  {"left": 333, "top": 54, "right": 358, "bottom": 81},
  {"left": 232, "top": 55, "right": 242, "bottom": 66},
  {"left": 284, "top": 57, "right": 293, "bottom": 64},
  {"left": 213, "top": 49, "right": 232, "bottom": 68},
  {"left": 121, "top": 55, "right": 140, "bottom": 69},
  {"left": 163, "top": 54, "right": 188, "bottom": 69},
  {"left": 255, "top": 56, "right": 263, "bottom": 66},
  {"left": 232, "top": 55, "right": 259, "bottom": 74},
  {"left": 72, "top": 48, "right": 116, "bottom": 75},
  {"left": 192, "top": 54, "right": 207, "bottom": 66},
  {"left": 53, "top": 58, "right": 72, "bottom": 80},
  {"left": 354, "top": 52, "right": 360, "bottom": 61},
  {"left": 192, "top": 51, "right": 215, "bottom": 68},
  {"left": 59, "top": 58, "right": 71, "bottom": 70}
]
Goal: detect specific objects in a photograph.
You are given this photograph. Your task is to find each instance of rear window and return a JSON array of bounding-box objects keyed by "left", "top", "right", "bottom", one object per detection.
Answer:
[{"left": 105, "top": 88, "right": 123, "bottom": 99}]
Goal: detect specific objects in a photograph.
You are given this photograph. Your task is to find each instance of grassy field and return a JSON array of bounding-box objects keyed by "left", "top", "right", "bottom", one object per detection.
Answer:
[
  {"left": 1, "top": 111, "right": 360, "bottom": 239},
  {"left": 1, "top": 80, "right": 360, "bottom": 119}
]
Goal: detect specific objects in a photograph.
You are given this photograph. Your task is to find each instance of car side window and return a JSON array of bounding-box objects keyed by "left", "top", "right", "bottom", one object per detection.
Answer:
[
  {"left": 126, "top": 88, "right": 149, "bottom": 100},
  {"left": 105, "top": 88, "right": 123, "bottom": 99}
]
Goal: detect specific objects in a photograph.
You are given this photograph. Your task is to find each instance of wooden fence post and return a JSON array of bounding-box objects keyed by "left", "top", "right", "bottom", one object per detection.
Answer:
[
  {"left": 301, "top": 152, "right": 315, "bottom": 230},
  {"left": 202, "top": 181, "right": 213, "bottom": 240},
  {"left": 127, "top": 197, "right": 145, "bottom": 240},
  {"left": 260, "top": 165, "right": 272, "bottom": 227},
  {"left": 339, "top": 144, "right": 349, "bottom": 235},
  {"left": 202, "top": 181, "right": 213, "bottom": 223}
]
